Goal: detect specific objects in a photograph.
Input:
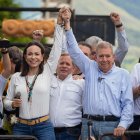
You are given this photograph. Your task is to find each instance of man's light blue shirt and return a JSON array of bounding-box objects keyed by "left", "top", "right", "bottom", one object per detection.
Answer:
[{"left": 65, "top": 29, "right": 133, "bottom": 129}]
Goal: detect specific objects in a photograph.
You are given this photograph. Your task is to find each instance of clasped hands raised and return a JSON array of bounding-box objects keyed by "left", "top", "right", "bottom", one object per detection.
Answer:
[{"left": 57, "top": 7, "right": 72, "bottom": 30}]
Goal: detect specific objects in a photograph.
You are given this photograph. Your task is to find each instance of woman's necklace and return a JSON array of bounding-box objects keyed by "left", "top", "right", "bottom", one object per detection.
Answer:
[{"left": 25, "top": 73, "right": 39, "bottom": 102}]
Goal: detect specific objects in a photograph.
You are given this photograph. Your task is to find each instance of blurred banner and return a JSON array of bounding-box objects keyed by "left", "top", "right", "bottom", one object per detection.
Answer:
[{"left": 2, "top": 19, "right": 55, "bottom": 37}]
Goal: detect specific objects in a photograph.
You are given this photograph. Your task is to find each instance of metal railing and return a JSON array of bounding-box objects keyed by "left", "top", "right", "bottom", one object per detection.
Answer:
[
  {"left": 99, "top": 130, "right": 140, "bottom": 140},
  {"left": 0, "top": 135, "right": 37, "bottom": 140}
]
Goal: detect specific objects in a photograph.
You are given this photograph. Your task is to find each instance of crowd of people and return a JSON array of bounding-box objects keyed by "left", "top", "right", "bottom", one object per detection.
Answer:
[{"left": 0, "top": 6, "right": 139, "bottom": 140}]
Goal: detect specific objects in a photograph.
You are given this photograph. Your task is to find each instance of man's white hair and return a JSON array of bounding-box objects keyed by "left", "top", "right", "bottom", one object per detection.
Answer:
[{"left": 85, "top": 36, "right": 102, "bottom": 47}]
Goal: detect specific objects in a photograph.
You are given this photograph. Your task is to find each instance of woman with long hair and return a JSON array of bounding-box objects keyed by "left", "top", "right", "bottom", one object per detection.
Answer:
[{"left": 3, "top": 12, "right": 64, "bottom": 140}]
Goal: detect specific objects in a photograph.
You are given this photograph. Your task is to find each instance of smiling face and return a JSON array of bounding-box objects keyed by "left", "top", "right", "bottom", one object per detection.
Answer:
[
  {"left": 96, "top": 41, "right": 115, "bottom": 73},
  {"left": 24, "top": 45, "right": 44, "bottom": 70},
  {"left": 57, "top": 54, "right": 73, "bottom": 80}
]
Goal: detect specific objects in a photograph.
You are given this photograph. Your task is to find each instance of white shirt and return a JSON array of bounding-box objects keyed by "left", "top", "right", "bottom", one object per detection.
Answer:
[
  {"left": 50, "top": 74, "right": 84, "bottom": 127},
  {"left": 131, "top": 63, "right": 140, "bottom": 115},
  {"left": 0, "top": 75, "right": 7, "bottom": 127},
  {"left": 4, "top": 24, "right": 64, "bottom": 119}
]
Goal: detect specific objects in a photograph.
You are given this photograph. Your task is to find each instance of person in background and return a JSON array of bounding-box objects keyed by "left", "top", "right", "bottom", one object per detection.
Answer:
[
  {"left": 85, "top": 12, "right": 129, "bottom": 67},
  {"left": 43, "top": 46, "right": 51, "bottom": 63},
  {"left": 3, "top": 11, "right": 64, "bottom": 140},
  {"left": 0, "top": 46, "right": 23, "bottom": 76},
  {"left": 85, "top": 36, "right": 102, "bottom": 60},
  {"left": 78, "top": 41, "right": 92, "bottom": 58},
  {"left": 0, "top": 47, "right": 11, "bottom": 134},
  {"left": 128, "top": 63, "right": 140, "bottom": 140},
  {"left": 72, "top": 41, "right": 92, "bottom": 79},
  {"left": 74, "top": 12, "right": 128, "bottom": 80},
  {"left": 32, "top": 29, "right": 44, "bottom": 42},
  {"left": 32, "top": 29, "right": 52, "bottom": 63},
  {"left": 50, "top": 53, "right": 84, "bottom": 140},
  {"left": 0, "top": 46, "right": 23, "bottom": 95},
  {"left": 8, "top": 46, "right": 23, "bottom": 74},
  {"left": 2, "top": 46, "right": 23, "bottom": 134},
  {"left": 61, "top": 7, "right": 133, "bottom": 140}
]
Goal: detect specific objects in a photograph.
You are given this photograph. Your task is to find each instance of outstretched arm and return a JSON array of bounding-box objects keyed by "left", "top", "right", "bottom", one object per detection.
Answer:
[
  {"left": 110, "top": 12, "right": 129, "bottom": 66},
  {"left": 46, "top": 8, "right": 65, "bottom": 74},
  {"left": 62, "top": 7, "right": 91, "bottom": 74}
]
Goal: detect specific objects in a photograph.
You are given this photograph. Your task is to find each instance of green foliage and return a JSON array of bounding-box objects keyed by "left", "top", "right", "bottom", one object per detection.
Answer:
[
  {"left": 0, "top": 0, "right": 34, "bottom": 44},
  {"left": 9, "top": 37, "right": 32, "bottom": 44},
  {"left": 0, "top": 0, "right": 21, "bottom": 23},
  {"left": 0, "top": 0, "right": 21, "bottom": 39},
  {"left": 122, "top": 46, "right": 139, "bottom": 72},
  {"left": 125, "top": 28, "right": 140, "bottom": 45}
]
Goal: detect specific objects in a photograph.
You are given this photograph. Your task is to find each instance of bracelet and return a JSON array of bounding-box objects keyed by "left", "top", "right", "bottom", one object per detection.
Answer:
[
  {"left": 64, "top": 27, "right": 71, "bottom": 31},
  {"left": 65, "top": 29, "right": 69, "bottom": 31},
  {"left": 1, "top": 49, "right": 8, "bottom": 54},
  {"left": 115, "top": 23, "right": 123, "bottom": 28},
  {"left": 64, "top": 19, "right": 70, "bottom": 23}
]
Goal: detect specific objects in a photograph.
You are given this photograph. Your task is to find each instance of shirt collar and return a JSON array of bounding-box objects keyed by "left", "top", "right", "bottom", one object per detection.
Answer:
[{"left": 58, "top": 74, "right": 73, "bottom": 82}]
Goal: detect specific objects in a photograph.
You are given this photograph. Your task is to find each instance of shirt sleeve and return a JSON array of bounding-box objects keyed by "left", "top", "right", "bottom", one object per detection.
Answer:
[
  {"left": 130, "top": 63, "right": 140, "bottom": 87},
  {"left": 66, "top": 29, "right": 91, "bottom": 74},
  {"left": 114, "top": 29, "right": 129, "bottom": 65},
  {"left": 0, "top": 75, "right": 7, "bottom": 97},
  {"left": 46, "top": 24, "right": 64, "bottom": 74},
  {"left": 4, "top": 74, "right": 17, "bottom": 111},
  {"left": 118, "top": 71, "right": 134, "bottom": 129}
]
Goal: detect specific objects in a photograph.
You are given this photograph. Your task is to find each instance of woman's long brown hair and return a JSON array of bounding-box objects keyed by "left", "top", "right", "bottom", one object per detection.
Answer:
[{"left": 21, "top": 41, "right": 45, "bottom": 76}]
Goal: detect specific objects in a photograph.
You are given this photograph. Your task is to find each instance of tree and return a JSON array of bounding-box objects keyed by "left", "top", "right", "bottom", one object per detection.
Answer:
[
  {"left": 0, "top": 0, "right": 21, "bottom": 38},
  {"left": 0, "top": 0, "right": 32, "bottom": 44},
  {"left": 0, "top": 0, "right": 21, "bottom": 24}
]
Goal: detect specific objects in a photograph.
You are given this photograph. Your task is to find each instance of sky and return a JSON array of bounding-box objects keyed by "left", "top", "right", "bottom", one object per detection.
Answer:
[
  {"left": 14, "top": 0, "right": 43, "bottom": 19},
  {"left": 14, "top": 0, "right": 41, "bottom": 7}
]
